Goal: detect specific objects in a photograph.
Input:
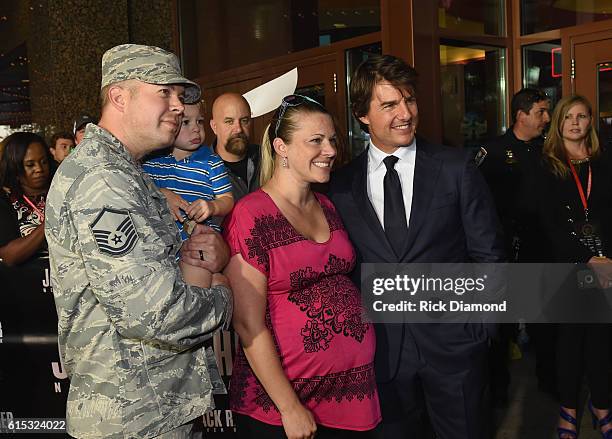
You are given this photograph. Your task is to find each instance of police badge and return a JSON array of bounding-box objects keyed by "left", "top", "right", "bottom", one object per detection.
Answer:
[
  {"left": 505, "top": 148, "right": 518, "bottom": 164},
  {"left": 90, "top": 207, "right": 139, "bottom": 256}
]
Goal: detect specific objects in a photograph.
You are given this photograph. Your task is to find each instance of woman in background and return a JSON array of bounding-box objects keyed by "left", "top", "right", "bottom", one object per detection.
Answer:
[
  {"left": 223, "top": 95, "right": 380, "bottom": 439},
  {"left": 532, "top": 96, "right": 612, "bottom": 439},
  {"left": 0, "top": 132, "right": 52, "bottom": 265}
]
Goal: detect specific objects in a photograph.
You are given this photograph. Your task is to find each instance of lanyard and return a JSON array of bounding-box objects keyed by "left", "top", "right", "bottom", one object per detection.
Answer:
[
  {"left": 22, "top": 195, "right": 44, "bottom": 220},
  {"left": 567, "top": 160, "right": 592, "bottom": 220}
]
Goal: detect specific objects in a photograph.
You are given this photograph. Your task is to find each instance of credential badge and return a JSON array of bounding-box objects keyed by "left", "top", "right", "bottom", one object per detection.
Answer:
[{"left": 90, "top": 208, "right": 139, "bottom": 257}]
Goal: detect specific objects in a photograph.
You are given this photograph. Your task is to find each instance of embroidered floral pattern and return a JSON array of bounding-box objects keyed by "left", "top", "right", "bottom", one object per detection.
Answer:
[
  {"left": 293, "top": 363, "right": 377, "bottom": 404},
  {"left": 288, "top": 254, "right": 368, "bottom": 351},
  {"left": 229, "top": 346, "right": 252, "bottom": 410},
  {"left": 231, "top": 362, "right": 378, "bottom": 413},
  {"left": 244, "top": 200, "right": 343, "bottom": 273},
  {"left": 301, "top": 319, "right": 334, "bottom": 353},
  {"left": 245, "top": 213, "right": 303, "bottom": 272},
  {"left": 229, "top": 195, "right": 377, "bottom": 420},
  {"left": 321, "top": 201, "right": 344, "bottom": 233},
  {"left": 230, "top": 306, "right": 280, "bottom": 410}
]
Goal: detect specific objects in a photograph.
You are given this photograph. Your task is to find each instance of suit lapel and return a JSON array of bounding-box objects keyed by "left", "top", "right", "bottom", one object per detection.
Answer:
[
  {"left": 351, "top": 152, "right": 396, "bottom": 259},
  {"left": 399, "top": 139, "right": 441, "bottom": 259}
]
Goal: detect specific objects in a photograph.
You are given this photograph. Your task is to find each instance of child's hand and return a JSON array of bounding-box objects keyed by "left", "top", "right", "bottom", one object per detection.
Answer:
[
  {"left": 159, "top": 188, "right": 189, "bottom": 222},
  {"left": 186, "top": 199, "right": 215, "bottom": 222}
]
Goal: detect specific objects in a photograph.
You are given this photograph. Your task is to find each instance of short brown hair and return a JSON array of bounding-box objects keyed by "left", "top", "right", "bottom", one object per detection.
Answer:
[
  {"left": 100, "top": 80, "right": 137, "bottom": 109},
  {"left": 350, "top": 55, "right": 418, "bottom": 132},
  {"left": 511, "top": 88, "right": 549, "bottom": 124},
  {"left": 187, "top": 99, "right": 206, "bottom": 116},
  {"left": 50, "top": 131, "right": 74, "bottom": 149}
]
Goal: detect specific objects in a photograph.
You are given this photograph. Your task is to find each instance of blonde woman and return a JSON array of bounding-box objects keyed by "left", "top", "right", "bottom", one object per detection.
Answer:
[
  {"left": 533, "top": 95, "right": 612, "bottom": 438},
  {"left": 223, "top": 95, "right": 380, "bottom": 439}
]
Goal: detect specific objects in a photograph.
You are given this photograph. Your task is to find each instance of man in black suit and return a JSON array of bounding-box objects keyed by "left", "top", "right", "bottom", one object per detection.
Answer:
[{"left": 329, "top": 55, "right": 505, "bottom": 438}]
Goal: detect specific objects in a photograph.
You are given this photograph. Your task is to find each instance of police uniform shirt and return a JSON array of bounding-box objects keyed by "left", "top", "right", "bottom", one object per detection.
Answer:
[{"left": 480, "top": 127, "right": 544, "bottom": 261}]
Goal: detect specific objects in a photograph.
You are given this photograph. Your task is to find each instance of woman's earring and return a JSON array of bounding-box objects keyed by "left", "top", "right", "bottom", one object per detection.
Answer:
[{"left": 282, "top": 156, "right": 288, "bottom": 168}]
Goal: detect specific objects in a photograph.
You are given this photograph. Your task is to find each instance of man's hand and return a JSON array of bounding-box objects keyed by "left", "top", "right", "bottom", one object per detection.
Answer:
[
  {"left": 186, "top": 199, "right": 215, "bottom": 222},
  {"left": 180, "top": 224, "right": 229, "bottom": 273},
  {"left": 159, "top": 188, "right": 189, "bottom": 222}
]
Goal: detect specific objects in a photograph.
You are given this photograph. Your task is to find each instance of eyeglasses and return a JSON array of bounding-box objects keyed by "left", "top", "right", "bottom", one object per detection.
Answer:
[{"left": 274, "top": 94, "right": 324, "bottom": 137}]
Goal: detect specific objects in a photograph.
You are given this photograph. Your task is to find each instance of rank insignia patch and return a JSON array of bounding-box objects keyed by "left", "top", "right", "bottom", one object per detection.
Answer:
[{"left": 90, "top": 208, "right": 139, "bottom": 257}]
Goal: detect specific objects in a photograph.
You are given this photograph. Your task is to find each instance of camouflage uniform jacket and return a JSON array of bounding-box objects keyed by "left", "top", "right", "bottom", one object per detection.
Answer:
[{"left": 45, "top": 124, "right": 232, "bottom": 439}]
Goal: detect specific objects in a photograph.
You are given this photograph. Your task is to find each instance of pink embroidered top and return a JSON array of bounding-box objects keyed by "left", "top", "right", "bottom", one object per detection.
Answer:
[{"left": 223, "top": 189, "right": 380, "bottom": 431}]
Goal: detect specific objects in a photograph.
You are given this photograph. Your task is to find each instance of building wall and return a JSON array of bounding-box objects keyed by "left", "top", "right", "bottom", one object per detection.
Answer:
[{"left": 26, "top": 0, "right": 175, "bottom": 136}]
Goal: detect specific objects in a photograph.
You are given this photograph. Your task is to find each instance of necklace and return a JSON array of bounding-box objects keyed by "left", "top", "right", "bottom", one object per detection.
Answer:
[{"left": 569, "top": 157, "right": 590, "bottom": 165}]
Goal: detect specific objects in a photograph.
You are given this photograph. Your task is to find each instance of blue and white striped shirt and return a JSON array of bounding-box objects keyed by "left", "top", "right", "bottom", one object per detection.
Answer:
[{"left": 142, "top": 146, "right": 232, "bottom": 239}]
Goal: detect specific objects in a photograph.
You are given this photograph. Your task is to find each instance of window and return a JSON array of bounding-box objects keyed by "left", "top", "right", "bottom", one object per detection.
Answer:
[
  {"left": 439, "top": 41, "right": 507, "bottom": 148},
  {"left": 522, "top": 41, "right": 562, "bottom": 107},
  {"left": 438, "top": 0, "right": 505, "bottom": 36},
  {"left": 521, "top": 0, "right": 612, "bottom": 35},
  {"left": 598, "top": 62, "right": 612, "bottom": 149},
  {"left": 179, "top": 0, "right": 381, "bottom": 75}
]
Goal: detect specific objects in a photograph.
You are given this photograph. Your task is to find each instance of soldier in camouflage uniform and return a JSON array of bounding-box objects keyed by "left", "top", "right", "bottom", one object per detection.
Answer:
[{"left": 45, "top": 44, "right": 233, "bottom": 439}]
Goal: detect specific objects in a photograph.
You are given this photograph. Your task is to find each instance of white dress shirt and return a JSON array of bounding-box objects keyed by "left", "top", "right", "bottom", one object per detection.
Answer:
[{"left": 366, "top": 139, "right": 417, "bottom": 230}]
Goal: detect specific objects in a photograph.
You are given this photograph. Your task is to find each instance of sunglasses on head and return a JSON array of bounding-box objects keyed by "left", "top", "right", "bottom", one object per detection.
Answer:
[{"left": 274, "top": 94, "right": 324, "bottom": 138}]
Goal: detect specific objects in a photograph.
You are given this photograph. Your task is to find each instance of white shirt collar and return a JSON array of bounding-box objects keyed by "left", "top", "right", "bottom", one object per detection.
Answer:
[{"left": 368, "top": 138, "right": 417, "bottom": 171}]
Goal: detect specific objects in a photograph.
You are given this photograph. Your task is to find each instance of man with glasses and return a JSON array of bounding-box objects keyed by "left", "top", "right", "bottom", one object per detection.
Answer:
[{"left": 480, "top": 88, "right": 553, "bottom": 406}]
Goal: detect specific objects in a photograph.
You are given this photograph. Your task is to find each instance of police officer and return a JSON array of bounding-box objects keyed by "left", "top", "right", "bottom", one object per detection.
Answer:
[
  {"left": 480, "top": 88, "right": 552, "bottom": 407},
  {"left": 45, "top": 44, "right": 232, "bottom": 438},
  {"left": 481, "top": 88, "right": 551, "bottom": 261}
]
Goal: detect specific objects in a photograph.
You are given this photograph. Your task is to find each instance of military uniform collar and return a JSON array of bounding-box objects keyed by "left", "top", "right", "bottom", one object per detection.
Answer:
[{"left": 85, "top": 124, "right": 140, "bottom": 166}]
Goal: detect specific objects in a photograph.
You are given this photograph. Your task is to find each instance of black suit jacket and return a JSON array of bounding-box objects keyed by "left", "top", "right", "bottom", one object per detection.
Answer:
[{"left": 329, "top": 137, "right": 505, "bottom": 382}]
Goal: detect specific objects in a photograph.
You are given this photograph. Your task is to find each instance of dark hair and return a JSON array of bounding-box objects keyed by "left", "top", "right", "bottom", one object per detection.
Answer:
[
  {"left": 0, "top": 132, "right": 50, "bottom": 197},
  {"left": 260, "top": 96, "right": 331, "bottom": 185},
  {"left": 50, "top": 131, "right": 74, "bottom": 149},
  {"left": 511, "top": 88, "right": 549, "bottom": 124},
  {"left": 350, "top": 55, "right": 418, "bottom": 133}
]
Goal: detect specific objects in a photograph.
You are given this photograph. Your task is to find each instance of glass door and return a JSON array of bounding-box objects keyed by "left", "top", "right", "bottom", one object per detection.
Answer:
[
  {"left": 572, "top": 31, "right": 612, "bottom": 149},
  {"left": 597, "top": 62, "right": 612, "bottom": 149}
]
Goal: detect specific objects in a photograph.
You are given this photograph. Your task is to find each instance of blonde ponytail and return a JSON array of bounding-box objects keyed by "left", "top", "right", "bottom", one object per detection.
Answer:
[
  {"left": 259, "top": 124, "right": 276, "bottom": 186},
  {"left": 260, "top": 96, "right": 331, "bottom": 185}
]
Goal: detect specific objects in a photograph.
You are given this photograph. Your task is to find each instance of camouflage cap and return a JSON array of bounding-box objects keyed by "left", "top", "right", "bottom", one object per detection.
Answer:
[{"left": 101, "top": 44, "right": 201, "bottom": 104}]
